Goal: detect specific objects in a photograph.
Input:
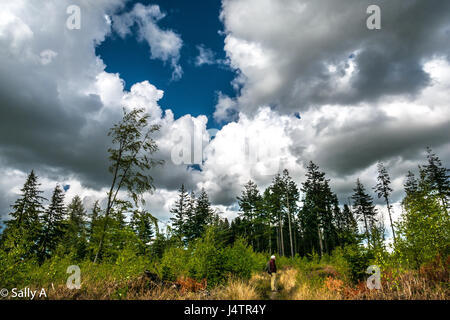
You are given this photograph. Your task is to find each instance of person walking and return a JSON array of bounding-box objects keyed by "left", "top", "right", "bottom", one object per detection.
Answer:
[{"left": 267, "top": 255, "right": 277, "bottom": 292}]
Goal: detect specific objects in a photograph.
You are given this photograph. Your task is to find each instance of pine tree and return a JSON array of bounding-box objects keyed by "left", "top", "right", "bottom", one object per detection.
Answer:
[
  {"left": 281, "top": 169, "right": 300, "bottom": 257},
  {"left": 404, "top": 170, "right": 418, "bottom": 197},
  {"left": 374, "top": 162, "right": 396, "bottom": 243},
  {"left": 3, "top": 170, "right": 45, "bottom": 258},
  {"left": 170, "top": 184, "right": 189, "bottom": 240},
  {"left": 64, "top": 195, "right": 87, "bottom": 258},
  {"left": 88, "top": 200, "right": 101, "bottom": 240},
  {"left": 39, "top": 185, "right": 66, "bottom": 260},
  {"left": 193, "top": 188, "right": 214, "bottom": 238},
  {"left": 237, "top": 180, "right": 262, "bottom": 249},
  {"left": 269, "top": 173, "right": 286, "bottom": 256},
  {"left": 342, "top": 204, "right": 358, "bottom": 238},
  {"left": 184, "top": 191, "right": 197, "bottom": 243},
  {"left": 424, "top": 147, "right": 449, "bottom": 210},
  {"left": 130, "top": 209, "right": 156, "bottom": 247},
  {"left": 8, "top": 170, "right": 45, "bottom": 231},
  {"left": 300, "top": 162, "right": 334, "bottom": 256},
  {"left": 352, "top": 179, "right": 377, "bottom": 248}
]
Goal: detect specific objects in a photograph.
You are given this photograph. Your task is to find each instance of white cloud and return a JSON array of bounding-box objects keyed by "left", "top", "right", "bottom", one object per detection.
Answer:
[
  {"left": 112, "top": 3, "right": 183, "bottom": 80},
  {"left": 195, "top": 44, "right": 216, "bottom": 66}
]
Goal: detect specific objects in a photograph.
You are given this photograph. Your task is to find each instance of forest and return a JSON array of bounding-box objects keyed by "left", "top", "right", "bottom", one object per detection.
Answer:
[{"left": 0, "top": 108, "right": 448, "bottom": 300}]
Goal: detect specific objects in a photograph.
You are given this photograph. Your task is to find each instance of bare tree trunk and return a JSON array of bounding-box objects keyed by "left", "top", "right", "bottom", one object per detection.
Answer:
[
  {"left": 278, "top": 211, "right": 285, "bottom": 256},
  {"left": 287, "top": 193, "right": 294, "bottom": 258},
  {"left": 363, "top": 212, "right": 371, "bottom": 248},
  {"left": 268, "top": 222, "right": 272, "bottom": 253},
  {"left": 385, "top": 197, "right": 396, "bottom": 243},
  {"left": 317, "top": 226, "right": 323, "bottom": 257}
]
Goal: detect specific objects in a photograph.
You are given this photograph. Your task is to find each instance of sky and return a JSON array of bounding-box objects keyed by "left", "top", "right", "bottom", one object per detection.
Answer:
[{"left": 0, "top": 0, "right": 449, "bottom": 242}]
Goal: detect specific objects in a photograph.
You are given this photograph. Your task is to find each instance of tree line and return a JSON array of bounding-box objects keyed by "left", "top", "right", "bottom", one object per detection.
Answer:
[
  {"left": 169, "top": 147, "right": 449, "bottom": 263},
  {"left": 0, "top": 106, "right": 448, "bottom": 270}
]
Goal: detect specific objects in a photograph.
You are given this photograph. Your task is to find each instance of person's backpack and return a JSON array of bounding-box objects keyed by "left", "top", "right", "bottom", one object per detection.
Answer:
[{"left": 265, "top": 261, "right": 271, "bottom": 274}]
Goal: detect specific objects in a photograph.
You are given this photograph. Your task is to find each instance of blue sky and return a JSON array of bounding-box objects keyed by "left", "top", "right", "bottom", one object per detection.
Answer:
[{"left": 96, "top": 0, "right": 236, "bottom": 128}]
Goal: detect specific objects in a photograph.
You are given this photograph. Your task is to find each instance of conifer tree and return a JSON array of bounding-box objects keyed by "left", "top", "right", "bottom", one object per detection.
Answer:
[
  {"left": 352, "top": 179, "right": 377, "bottom": 248},
  {"left": 3, "top": 170, "right": 45, "bottom": 257},
  {"left": 424, "top": 147, "right": 449, "bottom": 210},
  {"left": 404, "top": 170, "right": 418, "bottom": 197},
  {"left": 39, "top": 185, "right": 66, "bottom": 260},
  {"left": 130, "top": 209, "right": 157, "bottom": 247},
  {"left": 8, "top": 170, "right": 45, "bottom": 232},
  {"left": 237, "top": 180, "right": 262, "bottom": 249},
  {"left": 374, "top": 162, "right": 396, "bottom": 243},
  {"left": 64, "top": 195, "right": 87, "bottom": 258},
  {"left": 170, "top": 184, "right": 189, "bottom": 240},
  {"left": 300, "top": 162, "right": 334, "bottom": 256},
  {"left": 193, "top": 188, "right": 214, "bottom": 238}
]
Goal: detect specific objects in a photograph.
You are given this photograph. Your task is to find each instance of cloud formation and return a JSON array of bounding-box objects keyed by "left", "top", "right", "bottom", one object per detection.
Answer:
[
  {"left": 0, "top": 0, "right": 449, "bottom": 242},
  {"left": 219, "top": 0, "right": 450, "bottom": 117},
  {"left": 112, "top": 3, "right": 183, "bottom": 80}
]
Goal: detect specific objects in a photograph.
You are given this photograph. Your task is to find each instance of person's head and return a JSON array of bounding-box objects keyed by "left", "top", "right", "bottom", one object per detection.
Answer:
[{"left": 271, "top": 255, "right": 276, "bottom": 260}]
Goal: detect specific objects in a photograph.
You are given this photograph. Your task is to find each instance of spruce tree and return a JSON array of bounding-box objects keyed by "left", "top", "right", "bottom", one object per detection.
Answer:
[
  {"left": 374, "top": 162, "right": 396, "bottom": 243},
  {"left": 170, "top": 184, "right": 189, "bottom": 240},
  {"left": 281, "top": 169, "right": 300, "bottom": 257},
  {"left": 352, "top": 179, "right": 377, "bottom": 248},
  {"left": 64, "top": 195, "right": 87, "bottom": 258},
  {"left": 39, "top": 185, "right": 66, "bottom": 260},
  {"left": 130, "top": 209, "right": 156, "bottom": 247},
  {"left": 3, "top": 170, "right": 45, "bottom": 257},
  {"left": 184, "top": 191, "right": 197, "bottom": 243},
  {"left": 424, "top": 147, "right": 449, "bottom": 210},
  {"left": 300, "top": 161, "right": 334, "bottom": 256},
  {"left": 237, "top": 180, "right": 262, "bottom": 249},
  {"left": 193, "top": 188, "right": 214, "bottom": 238},
  {"left": 8, "top": 170, "right": 45, "bottom": 231},
  {"left": 404, "top": 170, "right": 418, "bottom": 197}
]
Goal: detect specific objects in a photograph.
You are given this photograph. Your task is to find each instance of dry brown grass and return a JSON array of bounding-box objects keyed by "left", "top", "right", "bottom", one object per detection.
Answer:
[
  {"left": 278, "top": 268, "right": 298, "bottom": 292},
  {"left": 15, "top": 257, "right": 449, "bottom": 300},
  {"left": 212, "top": 278, "right": 260, "bottom": 300}
]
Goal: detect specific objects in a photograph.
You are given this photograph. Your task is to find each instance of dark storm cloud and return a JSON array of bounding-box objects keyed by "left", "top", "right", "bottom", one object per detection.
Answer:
[
  {"left": 221, "top": 0, "right": 450, "bottom": 115},
  {"left": 314, "top": 119, "right": 450, "bottom": 176}
]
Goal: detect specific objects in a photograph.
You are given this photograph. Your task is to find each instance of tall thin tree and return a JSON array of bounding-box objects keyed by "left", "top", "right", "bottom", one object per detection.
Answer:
[
  {"left": 374, "top": 162, "right": 396, "bottom": 243},
  {"left": 94, "top": 108, "right": 163, "bottom": 263}
]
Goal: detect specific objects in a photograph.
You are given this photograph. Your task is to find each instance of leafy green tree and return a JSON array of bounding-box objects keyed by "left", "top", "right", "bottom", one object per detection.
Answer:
[
  {"left": 397, "top": 172, "right": 450, "bottom": 268},
  {"left": 374, "top": 162, "right": 396, "bottom": 243},
  {"left": 95, "top": 107, "right": 163, "bottom": 262}
]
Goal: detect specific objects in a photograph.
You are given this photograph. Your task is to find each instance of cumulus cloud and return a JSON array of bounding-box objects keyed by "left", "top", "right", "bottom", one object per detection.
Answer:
[
  {"left": 195, "top": 44, "right": 216, "bottom": 66},
  {"left": 112, "top": 3, "right": 183, "bottom": 80},
  {"left": 0, "top": 0, "right": 198, "bottom": 222},
  {"left": 219, "top": 0, "right": 450, "bottom": 115}
]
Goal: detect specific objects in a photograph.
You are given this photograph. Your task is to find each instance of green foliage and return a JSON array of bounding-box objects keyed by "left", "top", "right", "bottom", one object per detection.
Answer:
[
  {"left": 396, "top": 174, "right": 450, "bottom": 268},
  {"left": 224, "top": 238, "right": 258, "bottom": 280},
  {"left": 342, "top": 244, "right": 374, "bottom": 283}
]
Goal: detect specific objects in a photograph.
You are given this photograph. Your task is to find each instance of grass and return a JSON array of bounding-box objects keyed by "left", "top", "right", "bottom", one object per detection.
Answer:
[{"left": 2, "top": 255, "right": 448, "bottom": 300}]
